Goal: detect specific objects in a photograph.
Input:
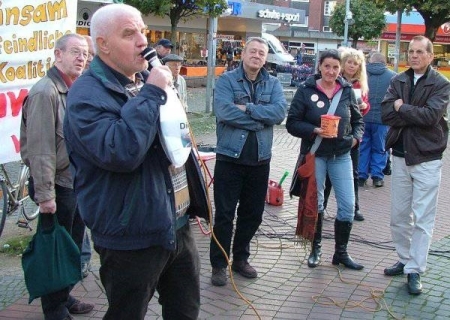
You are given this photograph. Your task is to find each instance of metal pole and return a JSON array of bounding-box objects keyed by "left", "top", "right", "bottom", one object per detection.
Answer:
[
  {"left": 343, "top": 0, "right": 351, "bottom": 47},
  {"left": 394, "top": 9, "right": 402, "bottom": 72},
  {"left": 206, "top": 16, "right": 218, "bottom": 114}
]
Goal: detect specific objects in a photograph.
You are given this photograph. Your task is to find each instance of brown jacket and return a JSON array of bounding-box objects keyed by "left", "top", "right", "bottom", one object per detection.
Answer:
[
  {"left": 381, "top": 66, "right": 450, "bottom": 166},
  {"left": 20, "top": 66, "right": 73, "bottom": 203}
]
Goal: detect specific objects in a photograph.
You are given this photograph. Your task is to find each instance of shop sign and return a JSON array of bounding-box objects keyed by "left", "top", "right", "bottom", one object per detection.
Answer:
[
  {"left": 382, "top": 32, "right": 450, "bottom": 44},
  {"left": 77, "top": 5, "right": 93, "bottom": 27},
  {"left": 227, "top": 1, "right": 242, "bottom": 16},
  {"left": 217, "top": 34, "right": 235, "bottom": 40},
  {"left": 257, "top": 9, "right": 300, "bottom": 23},
  {"left": 441, "top": 22, "right": 450, "bottom": 34}
]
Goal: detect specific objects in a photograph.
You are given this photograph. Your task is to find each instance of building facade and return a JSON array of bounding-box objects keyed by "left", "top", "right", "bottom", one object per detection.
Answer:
[{"left": 76, "top": 1, "right": 450, "bottom": 67}]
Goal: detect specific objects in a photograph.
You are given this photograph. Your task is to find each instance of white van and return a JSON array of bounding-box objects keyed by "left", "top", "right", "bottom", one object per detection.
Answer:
[{"left": 261, "top": 33, "right": 295, "bottom": 71}]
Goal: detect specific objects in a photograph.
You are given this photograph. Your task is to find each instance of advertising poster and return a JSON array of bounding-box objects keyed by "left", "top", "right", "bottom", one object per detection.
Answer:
[{"left": 0, "top": 0, "right": 77, "bottom": 164}]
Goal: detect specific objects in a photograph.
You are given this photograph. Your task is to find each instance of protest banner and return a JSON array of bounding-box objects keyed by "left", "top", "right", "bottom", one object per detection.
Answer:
[{"left": 0, "top": 0, "right": 77, "bottom": 164}]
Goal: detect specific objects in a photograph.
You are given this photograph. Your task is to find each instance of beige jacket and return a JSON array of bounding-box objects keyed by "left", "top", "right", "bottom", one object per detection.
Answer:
[{"left": 20, "top": 66, "right": 73, "bottom": 203}]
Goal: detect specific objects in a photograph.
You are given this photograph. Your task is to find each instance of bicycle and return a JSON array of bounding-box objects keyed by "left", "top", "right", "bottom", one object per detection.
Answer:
[{"left": 0, "top": 162, "right": 40, "bottom": 238}]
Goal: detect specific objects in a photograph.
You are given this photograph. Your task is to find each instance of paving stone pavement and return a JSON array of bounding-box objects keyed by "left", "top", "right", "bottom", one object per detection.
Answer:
[{"left": 1, "top": 87, "right": 450, "bottom": 319}]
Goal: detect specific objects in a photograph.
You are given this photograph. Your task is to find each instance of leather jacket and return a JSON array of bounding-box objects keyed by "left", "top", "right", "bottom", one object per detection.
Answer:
[{"left": 381, "top": 66, "right": 450, "bottom": 166}]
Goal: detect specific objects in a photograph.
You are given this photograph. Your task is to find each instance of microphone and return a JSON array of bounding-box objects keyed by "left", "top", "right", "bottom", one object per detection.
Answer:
[{"left": 140, "top": 47, "right": 162, "bottom": 67}]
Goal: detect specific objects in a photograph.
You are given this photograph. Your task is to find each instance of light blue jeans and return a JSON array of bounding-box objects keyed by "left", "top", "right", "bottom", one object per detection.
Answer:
[{"left": 315, "top": 152, "right": 355, "bottom": 222}]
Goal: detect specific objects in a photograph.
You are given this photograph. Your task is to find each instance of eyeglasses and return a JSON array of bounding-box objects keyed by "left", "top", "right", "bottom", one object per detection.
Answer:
[{"left": 64, "top": 48, "right": 90, "bottom": 60}]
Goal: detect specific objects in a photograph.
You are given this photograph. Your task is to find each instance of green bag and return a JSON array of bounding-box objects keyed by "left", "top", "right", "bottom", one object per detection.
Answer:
[{"left": 22, "top": 214, "right": 82, "bottom": 303}]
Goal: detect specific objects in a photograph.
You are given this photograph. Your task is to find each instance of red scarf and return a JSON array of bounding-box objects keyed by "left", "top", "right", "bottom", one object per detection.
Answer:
[{"left": 296, "top": 153, "right": 318, "bottom": 242}]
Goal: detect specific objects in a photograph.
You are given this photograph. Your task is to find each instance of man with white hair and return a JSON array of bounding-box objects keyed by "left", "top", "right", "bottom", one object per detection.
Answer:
[{"left": 64, "top": 4, "right": 207, "bottom": 319}]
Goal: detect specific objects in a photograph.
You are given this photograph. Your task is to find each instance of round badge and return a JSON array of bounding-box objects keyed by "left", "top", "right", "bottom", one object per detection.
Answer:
[
  {"left": 317, "top": 101, "right": 325, "bottom": 108},
  {"left": 311, "top": 94, "right": 319, "bottom": 102}
]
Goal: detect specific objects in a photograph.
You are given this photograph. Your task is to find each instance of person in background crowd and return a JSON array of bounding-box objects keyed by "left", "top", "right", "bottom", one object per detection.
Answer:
[
  {"left": 296, "top": 48, "right": 303, "bottom": 65},
  {"left": 323, "top": 48, "right": 369, "bottom": 221},
  {"left": 79, "top": 35, "right": 95, "bottom": 279},
  {"left": 358, "top": 52, "right": 396, "bottom": 188},
  {"left": 162, "top": 53, "right": 189, "bottom": 111},
  {"left": 210, "top": 37, "right": 287, "bottom": 286},
  {"left": 383, "top": 149, "right": 392, "bottom": 175},
  {"left": 286, "top": 49, "right": 365, "bottom": 270},
  {"left": 382, "top": 35, "right": 450, "bottom": 295},
  {"left": 64, "top": 4, "right": 208, "bottom": 319},
  {"left": 155, "top": 38, "right": 173, "bottom": 60},
  {"left": 20, "top": 33, "right": 94, "bottom": 320},
  {"left": 83, "top": 35, "right": 95, "bottom": 71}
]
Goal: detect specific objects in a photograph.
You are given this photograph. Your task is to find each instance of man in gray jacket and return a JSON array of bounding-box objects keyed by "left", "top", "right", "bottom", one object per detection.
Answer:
[
  {"left": 20, "top": 33, "right": 94, "bottom": 320},
  {"left": 381, "top": 35, "right": 450, "bottom": 295}
]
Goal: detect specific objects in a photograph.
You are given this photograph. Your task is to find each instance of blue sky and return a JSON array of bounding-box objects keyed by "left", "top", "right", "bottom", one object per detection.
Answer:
[{"left": 385, "top": 10, "right": 424, "bottom": 24}]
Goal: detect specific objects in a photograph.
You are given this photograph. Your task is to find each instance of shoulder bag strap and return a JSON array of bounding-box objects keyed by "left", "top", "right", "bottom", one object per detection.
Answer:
[{"left": 310, "top": 88, "right": 343, "bottom": 155}]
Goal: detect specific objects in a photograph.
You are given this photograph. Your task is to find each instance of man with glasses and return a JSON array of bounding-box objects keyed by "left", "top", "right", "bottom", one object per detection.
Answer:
[
  {"left": 210, "top": 37, "right": 287, "bottom": 286},
  {"left": 382, "top": 35, "right": 450, "bottom": 295},
  {"left": 20, "top": 33, "right": 94, "bottom": 320}
]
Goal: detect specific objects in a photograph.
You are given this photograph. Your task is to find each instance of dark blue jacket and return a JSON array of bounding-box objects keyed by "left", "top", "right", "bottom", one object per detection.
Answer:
[
  {"left": 364, "top": 63, "right": 396, "bottom": 124},
  {"left": 286, "top": 74, "right": 364, "bottom": 157},
  {"left": 64, "top": 57, "right": 208, "bottom": 251}
]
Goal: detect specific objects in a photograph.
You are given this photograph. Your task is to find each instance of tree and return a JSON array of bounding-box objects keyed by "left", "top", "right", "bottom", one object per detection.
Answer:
[
  {"left": 376, "top": 0, "right": 450, "bottom": 42},
  {"left": 329, "top": 0, "right": 386, "bottom": 48},
  {"left": 125, "top": 0, "right": 228, "bottom": 46}
]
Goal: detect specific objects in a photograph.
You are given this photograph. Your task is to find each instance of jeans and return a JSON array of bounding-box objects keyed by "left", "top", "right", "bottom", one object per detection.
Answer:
[
  {"left": 95, "top": 223, "right": 200, "bottom": 320},
  {"left": 210, "top": 160, "right": 270, "bottom": 268},
  {"left": 315, "top": 152, "right": 355, "bottom": 222},
  {"left": 324, "top": 145, "right": 360, "bottom": 212},
  {"left": 390, "top": 156, "right": 442, "bottom": 274},
  {"left": 358, "top": 122, "right": 389, "bottom": 180},
  {"left": 37, "top": 184, "right": 85, "bottom": 320},
  {"left": 81, "top": 231, "right": 91, "bottom": 265}
]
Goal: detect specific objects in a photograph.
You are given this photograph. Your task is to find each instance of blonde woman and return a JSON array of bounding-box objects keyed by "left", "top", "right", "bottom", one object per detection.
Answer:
[{"left": 323, "top": 48, "right": 370, "bottom": 222}]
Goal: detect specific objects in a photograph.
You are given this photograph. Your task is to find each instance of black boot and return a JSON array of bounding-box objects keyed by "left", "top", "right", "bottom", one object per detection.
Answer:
[
  {"left": 353, "top": 178, "right": 364, "bottom": 221},
  {"left": 307, "top": 211, "right": 324, "bottom": 268},
  {"left": 332, "top": 219, "right": 364, "bottom": 270}
]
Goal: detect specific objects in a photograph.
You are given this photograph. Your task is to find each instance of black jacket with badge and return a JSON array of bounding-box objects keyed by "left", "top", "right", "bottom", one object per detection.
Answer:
[
  {"left": 286, "top": 74, "right": 364, "bottom": 157},
  {"left": 381, "top": 66, "right": 450, "bottom": 166}
]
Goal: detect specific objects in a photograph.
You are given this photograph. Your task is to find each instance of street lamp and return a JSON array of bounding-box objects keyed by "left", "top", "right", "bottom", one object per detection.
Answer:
[{"left": 343, "top": 0, "right": 352, "bottom": 47}]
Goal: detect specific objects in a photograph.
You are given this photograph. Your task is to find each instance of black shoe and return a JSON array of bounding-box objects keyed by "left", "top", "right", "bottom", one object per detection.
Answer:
[
  {"left": 373, "top": 178, "right": 384, "bottom": 188},
  {"left": 211, "top": 268, "right": 227, "bottom": 286},
  {"left": 67, "top": 299, "right": 94, "bottom": 315},
  {"left": 384, "top": 261, "right": 405, "bottom": 276},
  {"left": 354, "top": 210, "right": 365, "bottom": 221},
  {"left": 407, "top": 273, "right": 423, "bottom": 295},
  {"left": 358, "top": 179, "right": 366, "bottom": 187},
  {"left": 232, "top": 260, "right": 258, "bottom": 278},
  {"left": 383, "top": 165, "right": 392, "bottom": 176}
]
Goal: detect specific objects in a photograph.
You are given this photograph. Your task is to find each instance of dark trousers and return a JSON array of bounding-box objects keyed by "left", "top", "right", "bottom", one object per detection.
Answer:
[
  {"left": 210, "top": 160, "right": 270, "bottom": 268},
  {"left": 95, "top": 223, "right": 200, "bottom": 320},
  {"left": 324, "top": 145, "right": 360, "bottom": 212},
  {"left": 36, "top": 184, "right": 85, "bottom": 320}
]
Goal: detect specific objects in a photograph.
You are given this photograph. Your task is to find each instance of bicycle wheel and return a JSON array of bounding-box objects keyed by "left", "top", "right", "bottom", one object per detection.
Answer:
[
  {"left": 17, "top": 165, "right": 39, "bottom": 221},
  {"left": 0, "top": 180, "right": 8, "bottom": 238}
]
